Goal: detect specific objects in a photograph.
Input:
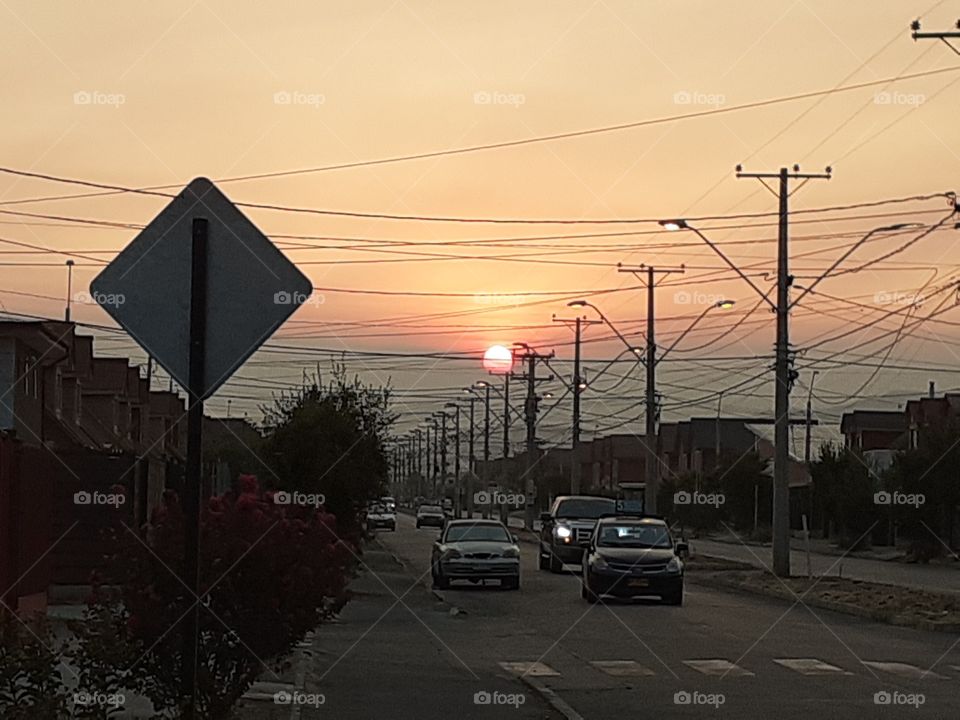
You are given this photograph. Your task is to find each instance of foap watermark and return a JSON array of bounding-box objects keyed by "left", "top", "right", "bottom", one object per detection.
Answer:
[
  {"left": 273, "top": 690, "right": 325, "bottom": 707},
  {"left": 73, "top": 90, "right": 125, "bottom": 108},
  {"left": 874, "top": 91, "right": 925, "bottom": 107},
  {"left": 74, "top": 490, "right": 125, "bottom": 508},
  {"left": 473, "top": 690, "right": 526, "bottom": 708},
  {"left": 474, "top": 491, "right": 525, "bottom": 507},
  {"left": 674, "top": 290, "right": 724, "bottom": 306},
  {"left": 473, "top": 292, "right": 523, "bottom": 307},
  {"left": 273, "top": 90, "right": 325, "bottom": 108},
  {"left": 874, "top": 490, "right": 925, "bottom": 508},
  {"left": 874, "top": 290, "right": 923, "bottom": 306},
  {"left": 74, "top": 691, "right": 125, "bottom": 709},
  {"left": 874, "top": 690, "right": 924, "bottom": 708},
  {"left": 473, "top": 91, "right": 525, "bottom": 107},
  {"left": 674, "top": 690, "right": 725, "bottom": 709},
  {"left": 673, "top": 90, "right": 725, "bottom": 107},
  {"left": 75, "top": 290, "right": 125, "bottom": 308},
  {"left": 674, "top": 490, "right": 725, "bottom": 508},
  {"left": 274, "top": 490, "right": 326, "bottom": 508},
  {"left": 274, "top": 290, "right": 325, "bottom": 306}
]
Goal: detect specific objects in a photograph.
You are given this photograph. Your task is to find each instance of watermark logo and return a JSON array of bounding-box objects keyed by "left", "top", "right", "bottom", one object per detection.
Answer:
[
  {"left": 874, "top": 490, "right": 924, "bottom": 508},
  {"left": 273, "top": 90, "right": 325, "bottom": 108},
  {"left": 74, "top": 290, "right": 126, "bottom": 308},
  {"left": 274, "top": 290, "right": 325, "bottom": 306},
  {"left": 73, "top": 90, "right": 125, "bottom": 108},
  {"left": 674, "top": 490, "right": 725, "bottom": 508},
  {"left": 674, "top": 690, "right": 725, "bottom": 708},
  {"left": 874, "top": 91, "right": 925, "bottom": 107},
  {"left": 874, "top": 690, "right": 924, "bottom": 708},
  {"left": 474, "top": 491, "right": 526, "bottom": 507},
  {"left": 473, "top": 292, "right": 523, "bottom": 307},
  {"left": 74, "top": 691, "right": 125, "bottom": 709},
  {"left": 673, "top": 90, "right": 725, "bottom": 107},
  {"left": 273, "top": 690, "right": 325, "bottom": 706},
  {"left": 874, "top": 290, "right": 923, "bottom": 306},
  {"left": 674, "top": 290, "right": 725, "bottom": 306},
  {"left": 473, "top": 91, "right": 525, "bottom": 107},
  {"left": 74, "top": 490, "right": 125, "bottom": 508},
  {"left": 274, "top": 490, "right": 326, "bottom": 508},
  {"left": 473, "top": 690, "right": 526, "bottom": 708}
]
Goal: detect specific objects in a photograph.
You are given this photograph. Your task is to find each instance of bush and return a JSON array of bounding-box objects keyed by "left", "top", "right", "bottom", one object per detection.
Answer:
[
  {"left": 0, "top": 610, "right": 69, "bottom": 719},
  {"left": 76, "top": 475, "right": 353, "bottom": 719}
]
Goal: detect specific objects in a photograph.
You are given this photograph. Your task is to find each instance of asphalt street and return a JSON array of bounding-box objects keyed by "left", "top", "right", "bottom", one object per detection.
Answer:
[{"left": 337, "top": 513, "right": 960, "bottom": 720}]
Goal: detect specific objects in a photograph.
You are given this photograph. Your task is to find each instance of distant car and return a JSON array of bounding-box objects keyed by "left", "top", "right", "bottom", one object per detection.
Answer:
[
  {"left": 381, "top": 496, "right": 397, "bottom": 511},
  {"left": 581, "top": 516, "right": 686, "bottom": 605},
  {"left": 538, "top": 495, "right": 617, "bottom": 572},
  {"left": 442, "top": 498, "right": 454, "bottom": 517},
  {"left": 367, "top": 503, "right": 396, "bottom": 532},
  {"left": 416, "top": 504, "right": 446, "bottom": 528},
  {"left": 432, "top": 519, "right": 520, "bottom": 590}
]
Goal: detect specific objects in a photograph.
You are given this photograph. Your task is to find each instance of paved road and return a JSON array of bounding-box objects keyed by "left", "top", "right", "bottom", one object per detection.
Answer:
[
  {"left": 344, "top": 513, "right": 960, "bottom": 719},
  {"left": 691, "top": 538, "right": 960, "bottom": 595}
]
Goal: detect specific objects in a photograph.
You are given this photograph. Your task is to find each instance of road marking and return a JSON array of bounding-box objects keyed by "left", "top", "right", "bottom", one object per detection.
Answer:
[
  {"left": 773, "top": 658, "right": 851, "bottom": 676},
  {"left": 684, "top": 659, "right": 754, "bottom": 677},
  {"left": 862, "top": 662, "right": 948, "bottom": 680},
  {"left": 590, "top": 660, "right": 656, "bottom": 676},
  {"left": 499, "top": 661, "right": 561, "bottom": 677}
]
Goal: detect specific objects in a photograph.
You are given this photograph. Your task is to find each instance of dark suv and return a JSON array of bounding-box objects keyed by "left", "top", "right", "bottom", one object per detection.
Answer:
[{"left": 538, "top": 495, "right": 617, "bottom": 572}]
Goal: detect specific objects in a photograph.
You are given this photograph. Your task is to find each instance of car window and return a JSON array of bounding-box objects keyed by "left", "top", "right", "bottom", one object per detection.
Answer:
[
  {"left": 596, "top": 524, "right": 672, "bottom": 549},
  {"left": 444, "top": 525, "right": 511, "bottom": 543},
  {"left": 555, "top": 498, "right": 616, "bottom": 519},
  {"left": 420, "top": 505, "right": 442, "bottom": 513}
]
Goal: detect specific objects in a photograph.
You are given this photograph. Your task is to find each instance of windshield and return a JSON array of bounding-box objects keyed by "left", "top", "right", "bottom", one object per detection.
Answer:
[
  {"left": 420, "top": 505, "right": 443, "bottom": 513},
  {"left": 597, "top": 524, "right": 672, "bottom": 549},
  {"left": 555, "top": 498, "right": 616, "bottom": 519},
  {"left": 444, "top": 525, "right": 511, "bottom": 543}
]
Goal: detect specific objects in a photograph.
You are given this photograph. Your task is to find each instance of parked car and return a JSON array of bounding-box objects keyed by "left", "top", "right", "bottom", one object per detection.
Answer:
[
  {"left": 381, "top": 496, "right": 397, "bottom": 512},
  {"left": 538, "top": 495, "right": 617, "bottom": 572},
  {"left": 431, "top": 519, "right": 520, "bottom": 590},
  {"left": 416, "top": 504, "right": 446, "bottom": 528},
  {"left": 581, "top": 515, "right": 686, "bottom": 605},
  {"left": 367, "top": 503, "right": 397, "bottom": 532}
]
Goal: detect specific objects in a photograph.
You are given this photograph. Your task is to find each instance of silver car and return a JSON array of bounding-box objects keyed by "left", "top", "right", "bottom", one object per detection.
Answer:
[{"left": 431, "top": 520, "right": 521, "bottom": 590}]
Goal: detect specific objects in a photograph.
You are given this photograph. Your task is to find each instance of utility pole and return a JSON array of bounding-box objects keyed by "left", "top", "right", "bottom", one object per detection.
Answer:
[
  {"left": 502, "top": 373, "right": 510, "bottom": 459},
  {"left": 552, "top": 313, "right": 601, "bottom": 493},
  {"left": 715, "top": 390, "right": 723, "bottom": 471},
  {"left": 466, "top": 393, "right": 476, "bottom": 517},
  {"left": 910, "top": 18, "right": 960, "bottom": 47},
  {"left": 617, "top": 264, "right": 684, "bottom": 514},
  {"left": 431, "top": 418, "right": 439, "bottom": 498},
  {"left": 737, "top": 164, "right": 831, "bottom": 577},
  {"left": 483, "top": 383, "right": 491, "bottom": 519},
  {"left": 446, "top": 403, "right": 461, "bottom": 516},
  {"left": 440, "top": 412, "right": 448, "bottom": 500},
  {"left": 805, "top": 371, "right": 819, "bottom": 465},
  {"left": 512, "top": 344, "right": 554, "bottom": 530}
]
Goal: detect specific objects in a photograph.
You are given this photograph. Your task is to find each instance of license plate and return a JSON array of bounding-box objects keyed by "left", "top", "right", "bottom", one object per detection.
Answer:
[{"left": 627, "top": 578, "right": 649, "bottom": 588}]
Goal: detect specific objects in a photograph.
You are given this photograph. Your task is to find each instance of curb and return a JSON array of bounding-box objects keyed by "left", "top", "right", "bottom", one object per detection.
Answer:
[{"left": 688, "top": 572, "right": 960, "bottom": 634}]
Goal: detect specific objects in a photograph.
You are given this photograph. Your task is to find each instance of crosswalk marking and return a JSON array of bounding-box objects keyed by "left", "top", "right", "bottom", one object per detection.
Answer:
[
  {"left": 499, "top": 661, "right": 560, "bottom": 677},
  {"left": 590, "top": 660, "right": 656, "bottom": 677},
  {"left": 862, "top": 662, "right": 948, "bottom": 680},
  {"left": 774, "top": 658, "right": 851, "bottom": 676},
  {"left": 684, "top": 659, "right": 754, "bottom": 677}
]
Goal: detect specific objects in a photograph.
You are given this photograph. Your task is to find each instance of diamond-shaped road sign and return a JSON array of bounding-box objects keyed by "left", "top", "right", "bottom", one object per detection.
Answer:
[{"left": 91, "top": 177, "right": 311, "bottom": 399}]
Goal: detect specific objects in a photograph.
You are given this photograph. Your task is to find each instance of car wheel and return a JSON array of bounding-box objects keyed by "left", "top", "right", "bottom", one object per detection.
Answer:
[
  {"left": 538, "top": 547, "right": 549, "bottom": 571},
  {"left": 582, "top": 577, "right": 599, "bottom": 604},
  {"left": 435, "top": 572, "right": 449, "bottom": 590},
  {"left": 548, "top": 548, "right": 563, "bottom": 573},
  {"left": 416, "top": 521, "right": 421, "bottom": 528},
  {"left": 663, "top": 586, "right": 684, "bottom": 606}
]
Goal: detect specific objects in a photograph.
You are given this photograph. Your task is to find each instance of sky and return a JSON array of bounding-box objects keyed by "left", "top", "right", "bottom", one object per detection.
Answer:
[{"left": 3, "top": 0, "right": 960, "bottom": 450}]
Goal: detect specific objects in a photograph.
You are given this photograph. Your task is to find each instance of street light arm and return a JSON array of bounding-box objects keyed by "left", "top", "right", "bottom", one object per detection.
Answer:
[
  {"left": 657, "top": 305, "right": 714, "bottom": 364},
  {"left": 573, "top": 301, "right": 646, "bottom": 367},
  {"left": 687, "top": 225, "right": 777, "bottom": 311}
]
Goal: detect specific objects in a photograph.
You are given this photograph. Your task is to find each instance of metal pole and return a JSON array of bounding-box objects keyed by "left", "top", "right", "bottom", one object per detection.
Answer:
[
  {"left": 715, "top": 391, "right": 723, "bottom": 471},
  {"left": 483, "top": 385, "right": 491, "bottom": 519},
  {"left": 467, "top": 397, "right": 475, "bottom": 517},
  {"left": 454, "top": 406, "right": 461, "bottom": 516},
  {"left": 572, "top": 316, "right": 582, "bottom": 494},
  {"left": 424, "top": 426, "right": 430, "bottom": 499},
  {"left": 503, "top": 373, "right": 510, "bottom": 459},
  {"left": 645, "top": 266, "right": 657, "bottom": 514},
  {"left": 65, "top": 260, "right": 75, "bottom": 322},
  {"left": 773, "top": 167, "right": 791, "bottom": 577},
  {"left": 805, "top": 371, "right": 818, "bottom": 465},
  {"left": 524, "top": 353, "right": 537, "bottom": 530},
  {"left": 441, "top": 412, "right": 448, "bottom": 500},
  {"left": 182, "top": 217, "right": 208, "bottom": 719}
]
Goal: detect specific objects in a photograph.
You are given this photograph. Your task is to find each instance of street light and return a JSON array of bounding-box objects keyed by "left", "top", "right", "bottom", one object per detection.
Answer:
[{"left": 567, "top": 300, "right": 644, "bottom": 359}]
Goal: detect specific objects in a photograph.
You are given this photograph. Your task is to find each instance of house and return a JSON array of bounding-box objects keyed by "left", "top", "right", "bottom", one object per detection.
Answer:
[{"left": 839, "top": 410, "right": 908, "bottom": 451}]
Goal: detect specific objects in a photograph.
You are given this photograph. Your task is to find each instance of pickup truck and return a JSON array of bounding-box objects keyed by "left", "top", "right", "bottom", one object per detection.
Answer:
[{"left": 538, "top": 495, "right": 617, "bottom": 572}]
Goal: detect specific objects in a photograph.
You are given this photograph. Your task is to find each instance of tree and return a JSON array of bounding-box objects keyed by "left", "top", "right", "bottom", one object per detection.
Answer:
[
  {"left": 714, "top": 451, "right": 770, "bottom": 533},
  {"left": 810, "top": 443, "right": 876, "bottom": 549},
  {"left": 260, "top": 363, "right": 396, "bottom": 533}
]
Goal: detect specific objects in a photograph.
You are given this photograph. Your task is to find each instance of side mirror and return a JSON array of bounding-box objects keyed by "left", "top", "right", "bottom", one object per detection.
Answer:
[
  {"left": 511, "top": 534, "right": 519, "bottom": 544},
  {"left": 539, "top": 512, "right": 552, "bottom": 524},
  {"left": 676, "top": 541, "right": 689, "bottom": 560}
]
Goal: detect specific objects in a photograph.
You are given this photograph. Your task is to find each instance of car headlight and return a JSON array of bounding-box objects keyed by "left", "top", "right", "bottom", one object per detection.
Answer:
[
  {"left": 443, "top": 548, "right": 462, "bottom": 559},
  {"left": 666, "top": 556, "right": 683, "bottom": 573},
  {"left": 591, "top": 553, "right": 608, "bottom": 570},
  {"left": 554, "top": 524, "right": 572, "bottom": 539},
  {"left": 502, "top": 547, "right": 520, "bottom": 559}
]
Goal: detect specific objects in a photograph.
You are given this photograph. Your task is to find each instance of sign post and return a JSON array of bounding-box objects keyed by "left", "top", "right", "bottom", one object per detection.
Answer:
[{"left": 91, "top": 178, "right": 312, "bottom": 719}]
